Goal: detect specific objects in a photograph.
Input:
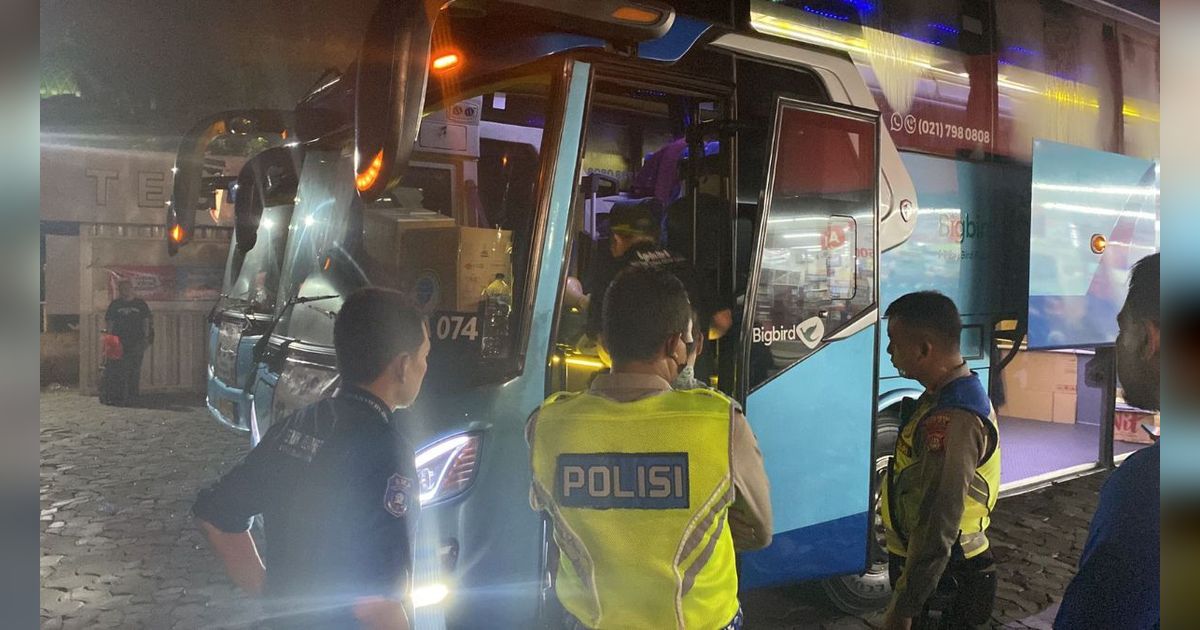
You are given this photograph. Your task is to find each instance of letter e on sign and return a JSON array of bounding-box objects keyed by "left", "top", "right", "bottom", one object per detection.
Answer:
[{"left": 138, "top": 172, "right": 167, "bottom": 208}]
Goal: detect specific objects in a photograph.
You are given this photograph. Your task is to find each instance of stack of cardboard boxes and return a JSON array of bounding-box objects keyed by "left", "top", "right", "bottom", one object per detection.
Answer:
[
  {"left": 998, "top": 348, "right": 1160, "bottom": 445},
  {"left": 363, "top": 207, "right": 513, "bottom": 314},
  {"left": 997, "top": 349, "right": 1079, "bottom": 424}
]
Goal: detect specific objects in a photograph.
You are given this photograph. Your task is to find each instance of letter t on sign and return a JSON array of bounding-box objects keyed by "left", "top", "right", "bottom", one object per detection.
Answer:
[{"left": 85, "top": 168, "right": 119, "bottom": 206}]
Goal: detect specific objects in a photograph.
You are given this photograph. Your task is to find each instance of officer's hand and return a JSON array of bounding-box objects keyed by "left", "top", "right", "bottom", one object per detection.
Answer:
[
  {"left": 352, "top": 597, "right": 409, "bottom": 630},
  {"left": 727, "top": 508, "right": 762, "bottom": 550}
]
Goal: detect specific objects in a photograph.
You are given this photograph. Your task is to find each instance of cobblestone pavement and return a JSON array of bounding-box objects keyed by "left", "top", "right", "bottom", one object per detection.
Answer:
[{"left": 41, "top": 390, "right": 1109, "bottom": 629}]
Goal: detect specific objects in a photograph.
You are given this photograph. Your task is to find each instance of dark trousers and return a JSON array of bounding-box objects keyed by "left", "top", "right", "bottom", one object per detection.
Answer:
[
  {"left": 102, "top": 343, "right": 144, "bottom": 405},
  {"left": 889, "top": 550, "right": 996, "bottom": 630}
]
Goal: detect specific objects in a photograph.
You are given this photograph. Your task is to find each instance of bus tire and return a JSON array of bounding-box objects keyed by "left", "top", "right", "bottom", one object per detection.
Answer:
[{"left": 820, "top": 408, "right": 901, "bottom": 614}]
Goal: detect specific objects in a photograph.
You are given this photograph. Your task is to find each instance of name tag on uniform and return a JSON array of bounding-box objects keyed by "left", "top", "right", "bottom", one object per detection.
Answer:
[{"left": 555, "top": 453, "right": 689, "bottom": 510}]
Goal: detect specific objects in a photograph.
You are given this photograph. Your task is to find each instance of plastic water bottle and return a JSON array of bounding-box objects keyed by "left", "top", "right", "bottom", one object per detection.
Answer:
[{"left": 480, "top": 273, "right": 511, "bottom": 358}]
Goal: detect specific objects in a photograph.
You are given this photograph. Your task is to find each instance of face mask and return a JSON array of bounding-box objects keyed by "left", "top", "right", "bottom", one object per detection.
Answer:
[{"left": 672, "top": 364, "right": 697, "bottom": 389}]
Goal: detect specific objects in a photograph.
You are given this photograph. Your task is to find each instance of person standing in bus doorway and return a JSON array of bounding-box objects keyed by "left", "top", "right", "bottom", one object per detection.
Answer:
[
  {"left": 880, "top": 291, "right": 1001, "bottom": 630},
  {"left": 192, "top": 288, "right": 430, "bottom": 630},
  {"left": 528, "top": 267, "right": 772, "bottom": 630},
  {"left": 570, "top": 198, "right": 734, "bottom": 351},
  {"left": 1054, "top": 253, "right": 1160, "bottom": 630},
  {"left": 103, "top": 278, "right": 153, "bottom": 405}
]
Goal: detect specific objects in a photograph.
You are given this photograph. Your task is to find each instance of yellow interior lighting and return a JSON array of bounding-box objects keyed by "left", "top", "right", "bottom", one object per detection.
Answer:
[
  {"left": 563, "top": 355, "right": 607, "bottom": 370},
  {"left": 170, "top": 224, "right": 184, "bottom": 243},
  {"left": 432, "top": 52, "right": 461, "bottom": 71}
]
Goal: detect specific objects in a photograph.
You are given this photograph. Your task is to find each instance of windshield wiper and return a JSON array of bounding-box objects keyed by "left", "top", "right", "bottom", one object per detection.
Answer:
[{"left": 244, "top": 293, "right": 341, "bottom": 389}]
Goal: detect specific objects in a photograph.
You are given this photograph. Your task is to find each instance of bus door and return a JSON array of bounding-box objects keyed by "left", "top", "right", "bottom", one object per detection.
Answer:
[{"left": 736, "top": 97, "right": 881, "bottom": 588}]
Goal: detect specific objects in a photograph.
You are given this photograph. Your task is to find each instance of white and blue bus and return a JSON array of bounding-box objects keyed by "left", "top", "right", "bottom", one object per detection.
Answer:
[{"left": 167, "top": 0, "right": 1159, "bottom": 626}]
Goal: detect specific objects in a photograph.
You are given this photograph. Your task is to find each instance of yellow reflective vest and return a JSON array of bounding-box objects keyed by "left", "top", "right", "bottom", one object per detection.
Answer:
[
  {"left": 881, "top": 372, "right": 1001, "bottom": 560},
  {"left": 530, "top": 387, "right": 740, "bottom": 629}
]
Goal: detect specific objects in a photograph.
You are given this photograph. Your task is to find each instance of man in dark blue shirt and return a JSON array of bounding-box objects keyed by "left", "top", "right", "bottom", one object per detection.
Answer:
[
  {"left": 1055, "top": 253, "right": 1160, "bottom": 630},
  {"left": 193, "top": 288, "right": 430, "bottom": 629}
]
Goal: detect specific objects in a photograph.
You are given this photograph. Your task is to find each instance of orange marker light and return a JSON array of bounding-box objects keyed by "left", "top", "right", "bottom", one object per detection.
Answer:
[
  {"left": 432, "top": 52, "right": 461, "bottom": 71},
  {"left": 356, "top": 149, "right": 385, "bottom": 192},
  {"left": 611, "top": 6, "right": 661, "bottom": 23},
  {"left": 170, "top": 224, "right": 184, "bottom": 243},
  {"left": 1090, "top": 233, "right": 1107, "bottom": 255}
]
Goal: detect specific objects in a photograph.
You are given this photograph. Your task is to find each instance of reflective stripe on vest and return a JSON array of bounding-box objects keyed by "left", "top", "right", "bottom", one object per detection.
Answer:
[
  {"left": 531, "top": 388, "right": 740, "bottom": 630},
  {"left": 881, "top": 373, "right": 1001, "bottom": 560}
]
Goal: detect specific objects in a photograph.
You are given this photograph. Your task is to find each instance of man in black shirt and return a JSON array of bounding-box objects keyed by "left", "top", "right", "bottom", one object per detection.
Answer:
[
  {"left": 104, "top": 278, "right": 153, "bottom": 403},
  {"left": 193, "top": 288, "right": 430, "bottom": 629},
  {"left": 581, "top": 199, "right": 732, "bottom": 351}
]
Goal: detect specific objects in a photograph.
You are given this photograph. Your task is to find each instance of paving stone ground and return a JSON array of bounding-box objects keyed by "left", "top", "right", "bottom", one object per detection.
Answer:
[{"left": 40, "top": 389, "right": 1110, "bottom": 629}]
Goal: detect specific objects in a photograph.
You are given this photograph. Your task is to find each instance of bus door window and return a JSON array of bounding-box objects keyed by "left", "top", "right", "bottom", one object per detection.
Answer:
[
  {"left": 744, "top": 100, "right": 878, "bottom": 391},
  {"left": 553, "top": 76, "right": 729, "bottom": 392},
  {"left": 728, "top": 58, "right": 829, "bottom": 392}
]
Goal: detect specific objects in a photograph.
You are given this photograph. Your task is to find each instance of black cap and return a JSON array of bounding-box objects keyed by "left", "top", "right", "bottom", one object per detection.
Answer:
[{"left": 607, "top": 198, "right": 661, "bottom": 237}]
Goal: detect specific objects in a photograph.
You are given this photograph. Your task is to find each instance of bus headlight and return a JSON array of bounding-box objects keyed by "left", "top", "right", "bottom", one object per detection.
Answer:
[
  {"left": 415, "top": 432, "right": 482, "bottom": 506},
  {"left": 412, "top": 582, "right": 449, "bottom": 609}
]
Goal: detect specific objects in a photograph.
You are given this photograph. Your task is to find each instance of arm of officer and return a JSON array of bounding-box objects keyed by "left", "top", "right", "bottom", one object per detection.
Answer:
[
  {"left": 885, "top": 409, "right": 987, "bottom": 621},
  {"left": 192, "top": 431, "right": 280, "bottom": 596},
  {"left": 729, "top": 408, "right": 773, "bottom": 550}
]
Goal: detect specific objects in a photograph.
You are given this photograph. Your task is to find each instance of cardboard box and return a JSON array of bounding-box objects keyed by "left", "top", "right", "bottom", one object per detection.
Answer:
[
  {"left": 1114, "top": 408, "right": 1159, "bottom": 444},
  {"left": 997, "top": 350, "right": 1079, "bottom": 423},
  {"left": 364, "top": 208, "right": 512, "bottom": 313}
]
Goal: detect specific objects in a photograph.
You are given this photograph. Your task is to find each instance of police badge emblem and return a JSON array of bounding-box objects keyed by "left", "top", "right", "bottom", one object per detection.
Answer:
[{"left": 384, "top": 473, "right": 411, "bottom": 517}]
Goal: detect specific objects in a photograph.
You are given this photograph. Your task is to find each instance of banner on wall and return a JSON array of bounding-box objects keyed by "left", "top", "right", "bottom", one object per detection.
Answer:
[{"left": 106, "top": 266, "right": 222, "bottom": 301}]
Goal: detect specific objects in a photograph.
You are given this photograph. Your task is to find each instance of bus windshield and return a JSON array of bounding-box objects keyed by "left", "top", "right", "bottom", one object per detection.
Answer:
[
  {"left": 274, "top": 68, "right": 559, "bottom": 371},
  {"left": 221, "top": 203, "right": 293, "bottom": 315}
]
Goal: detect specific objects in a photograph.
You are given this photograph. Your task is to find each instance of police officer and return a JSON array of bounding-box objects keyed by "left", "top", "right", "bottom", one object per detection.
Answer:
[
  {"left": 192, "top": 288, "right": 430, "bottom": 630},
  {"left": 880, "top": 291, "right": 1000, "bottom": 630},
  {"left": 575, "top": 198, "right": 733, "bottom": 346},
  {"left": 528, "top": 267, "right": 772, "bottom": 629}
]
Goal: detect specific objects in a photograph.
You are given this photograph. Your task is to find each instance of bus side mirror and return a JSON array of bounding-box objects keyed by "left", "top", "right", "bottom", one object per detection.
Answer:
[
  {"left": 167, "top": 109, "right": 293, "bottom": 255},
  {"left": 353, "top": 0, "right": 444, "bottom": 202}
]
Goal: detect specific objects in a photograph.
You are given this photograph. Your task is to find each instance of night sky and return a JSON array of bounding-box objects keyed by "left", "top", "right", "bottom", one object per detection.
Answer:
[
  {"left": 39, "top": 0, "right": 1160, "bottom": 134},
  {"left": 40, "top": 0, "right": 379, "bottom": 132}
]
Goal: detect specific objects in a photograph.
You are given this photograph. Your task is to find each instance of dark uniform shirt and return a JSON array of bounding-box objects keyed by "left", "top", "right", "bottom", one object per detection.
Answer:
[
  {"left": 192, "top": 386, "right": 419, "bottom": 628},
  {"left": 585, "top": 241, "right": 718, "bottom": 337},
  {"left": 1055, "top": 442, "right": 1159, "bottom": 629},
  {"left": 105, "top": 297, "right": 151, "bottom": 347}
]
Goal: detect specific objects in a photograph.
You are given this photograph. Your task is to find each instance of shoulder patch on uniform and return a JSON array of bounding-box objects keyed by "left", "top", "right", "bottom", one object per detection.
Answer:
[
  {"left": 384, "top": 473, "right": 412, "bottom": 517},
  {"left": 923, "top": 413, "right": 951, "bottom": 452}
]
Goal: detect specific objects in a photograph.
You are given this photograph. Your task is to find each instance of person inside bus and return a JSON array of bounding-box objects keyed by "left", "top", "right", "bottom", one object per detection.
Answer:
[
  {"left": 880, "top": 291, "right": 1001, "bottom": 630},
  {"left": 528, "top": 266, "right": 771, "bottom": 629},
  {"left": 1054, "top": 253, "right": 1159, "bottom": 630},
  {"left": 193, "top": 288, "right": 430, "bottom": 630},
  {"left": 566, "top": 198, "right": 733, "bottom": 354}
]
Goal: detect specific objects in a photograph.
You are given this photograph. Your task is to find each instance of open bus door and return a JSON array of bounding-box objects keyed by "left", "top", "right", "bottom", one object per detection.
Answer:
[{"left": 736, "top": 99, "right": 882, "bottom": 590}]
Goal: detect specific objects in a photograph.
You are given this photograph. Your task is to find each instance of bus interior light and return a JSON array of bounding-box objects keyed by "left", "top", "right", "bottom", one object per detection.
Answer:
[
  {"left": 611, "top": 6, "right": 661, "bottom": 24},
  {"left": 432, "top": 52, "right": 461, "bottom": 71}
]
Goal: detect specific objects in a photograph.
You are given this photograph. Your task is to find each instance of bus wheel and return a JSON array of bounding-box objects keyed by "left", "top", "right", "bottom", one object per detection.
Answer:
[{"left": 820, "top": 408, "right": 900, "bottom": 614}]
